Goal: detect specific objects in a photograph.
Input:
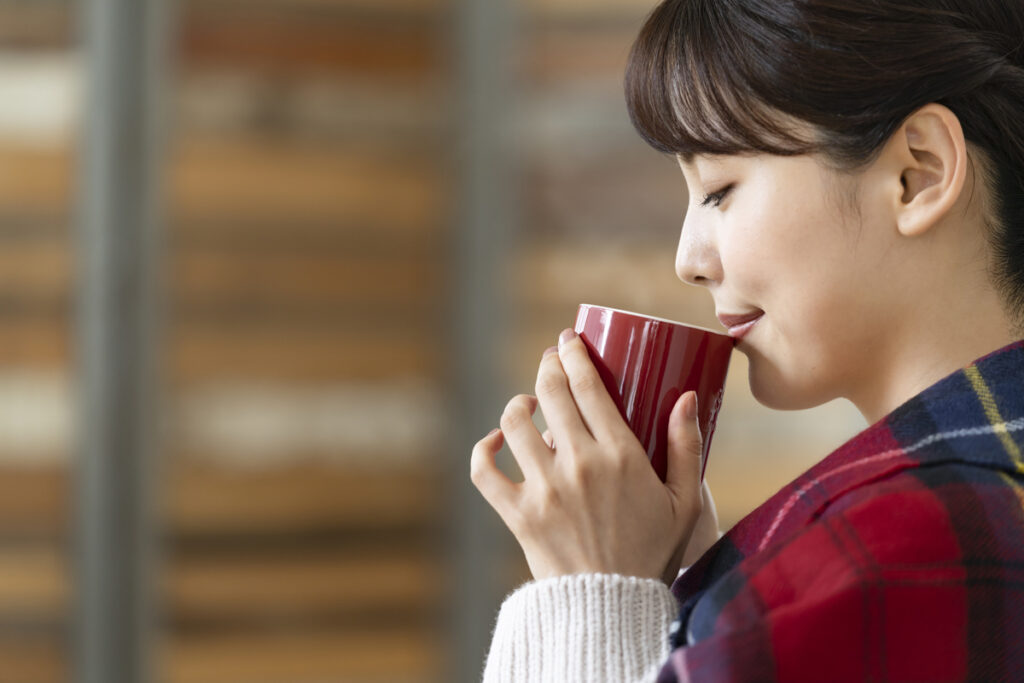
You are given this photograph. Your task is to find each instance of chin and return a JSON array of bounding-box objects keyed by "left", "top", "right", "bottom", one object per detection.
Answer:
[{"left": 746, "top": 347, "right": 835, "bottom": 411}]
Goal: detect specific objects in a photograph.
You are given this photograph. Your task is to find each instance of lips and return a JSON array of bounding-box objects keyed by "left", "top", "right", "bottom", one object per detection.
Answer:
[{"left": 716, "top": 310, "right": 764, "bottom": 339}]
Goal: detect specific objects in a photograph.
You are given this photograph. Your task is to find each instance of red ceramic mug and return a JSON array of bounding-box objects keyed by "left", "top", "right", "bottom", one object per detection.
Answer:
[{"left": 573, "top": 304, "right": 734, "bottom": 483}]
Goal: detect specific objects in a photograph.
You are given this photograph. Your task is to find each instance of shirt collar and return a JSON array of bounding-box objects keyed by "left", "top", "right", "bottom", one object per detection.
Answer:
[{"left": 677, "top": 338, "right": 1024, "bottom": 597}]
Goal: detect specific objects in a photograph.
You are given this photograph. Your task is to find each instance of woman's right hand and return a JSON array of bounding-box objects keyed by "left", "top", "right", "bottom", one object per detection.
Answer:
[{"left": 540, "top": 428, "right": 722, "bottom": 571}]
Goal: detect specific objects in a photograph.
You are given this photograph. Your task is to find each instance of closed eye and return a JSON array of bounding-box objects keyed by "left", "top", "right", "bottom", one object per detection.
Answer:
[{"left": 700, "top": 184, "right": 734, "bottom": 209}]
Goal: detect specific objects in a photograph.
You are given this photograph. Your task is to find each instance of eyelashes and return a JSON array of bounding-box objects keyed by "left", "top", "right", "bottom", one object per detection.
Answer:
[{"left": 700, "top": 184, "right": 734, "bottom": 209}]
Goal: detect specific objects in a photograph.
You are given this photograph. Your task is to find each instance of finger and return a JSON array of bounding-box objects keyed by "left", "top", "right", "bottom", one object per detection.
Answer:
[
  {"left": 665, "top": 391, "right": 704, "bottom": 506},
  {"left": 535, "top": 347, "right": 591, "bottom": 447},
  {"left": 470, "top": 428, "right": 519, "bottom": 516},
  {"left": 541, "top": 429, "right": 555, "bottom": 450},
  {"left": 499, "top": 394, "right": 552, "bottom": 480},
  {"left": 556, "top": 329, "right": 627, "bottom": 440}
]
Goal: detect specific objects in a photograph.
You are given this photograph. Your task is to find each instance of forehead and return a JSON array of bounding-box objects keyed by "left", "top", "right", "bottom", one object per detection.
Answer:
[
  {"left": 676, "top": 151, "right": 850, "bottom": 198},
  {"left": 676, "top": 153, "right": 736, "bottom": 178}
]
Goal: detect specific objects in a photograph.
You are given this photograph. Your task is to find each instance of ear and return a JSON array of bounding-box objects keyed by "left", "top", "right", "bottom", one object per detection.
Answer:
[{"left": 888, "top": 104, "right": 968, "bottom": 237}]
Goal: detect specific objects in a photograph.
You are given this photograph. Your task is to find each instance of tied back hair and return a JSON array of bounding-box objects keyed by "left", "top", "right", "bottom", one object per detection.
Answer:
[{"left": 625, "top": 0, "right": 1024, "bottom": 327}]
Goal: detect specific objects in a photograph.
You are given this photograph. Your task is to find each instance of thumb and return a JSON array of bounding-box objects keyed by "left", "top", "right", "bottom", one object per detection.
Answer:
[{"left": 665, "top": 391, "right": 704, "bottom": 500}]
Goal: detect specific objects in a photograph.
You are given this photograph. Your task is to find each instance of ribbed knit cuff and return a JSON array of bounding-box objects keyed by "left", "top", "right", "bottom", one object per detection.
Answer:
[{"left": 481, "top": 573, "right": 679, "bottom": 683}]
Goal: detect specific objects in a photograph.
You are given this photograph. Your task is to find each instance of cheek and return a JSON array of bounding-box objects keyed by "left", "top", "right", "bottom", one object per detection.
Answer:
[
  {"left": 726, "top": 191, "right": 824, "bottom": 284},
  {"left": 744, "top": 310, "right": 856, "bottom": 410},
  {"left": 744, "top": 343, "right": 835, "bottom": 410},
  {"left": 767, "top": 254, "right": 867, "bottom": 368},
  {"left": 743, "top": 262, "right": 870, "bottom": 410},
  {"left": 737, "top": 231, "right": 864, "bottom": 406},
  {"left": 758, "top": 206, "right": 858, "bottom": 314},
  {"left": 719, "top": 215, "right": 774, "bottom": 296},
  {"left": 727, "top": 175, "right": 864, "bottom": 326}
]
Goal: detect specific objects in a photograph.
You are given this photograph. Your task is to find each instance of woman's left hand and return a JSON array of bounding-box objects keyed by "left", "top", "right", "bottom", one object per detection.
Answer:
[{"left": 470, "top": 329, "right": 706, "bottom": 586}]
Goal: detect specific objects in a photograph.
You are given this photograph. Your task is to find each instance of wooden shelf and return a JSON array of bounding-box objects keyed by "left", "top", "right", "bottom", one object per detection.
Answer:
[
  {"left": 187, "top": 0, "right": 447, "bottom": 14},
  {"left": 0, "top": 147, "right": 71, "bottom": 216},
  {"left": 166, "top": 551, "right": 443, "bottom": 620},
  {"left": 524, "top": 23, "right": 638, "bottom": 84},
  {"left": 167, "top": 462, "right": 444, "bottom": 535},
  {"left": 164, "top": 627, "right": 444, "bottom": 682},
  {"left": 171, "top": 327, "right": 440, "bottom": 382},
  {"left": 0, "top": 3, "right": 688, "bottom": 682},
  {"left": 0, "top": 141, "right": 446, "bottom": 230},
  {"left": 0, "top": 545, "right": 444, "bottom": 626},
  {"left": 0, "top": 637, "right": 64, "bottom": 683},
  {"left": 0, "top": 467, "right": 65, "bottom": 536},
  {"left": 0, "top": 5, "right": 71, "bottom": 51},
  {"left": 0, "top": 546, "right": 65, "bottom": 621},
  {"left": 179, "top": 7, "right": 443, "bottom": 78},
  {"left": 0, "top": 463, "right": 443, "bottom": 537},
  {"left": 524, "top": 0, "right": 654, "bottom": 23},
  {"left": 170, "top": 140, "right": 446, "bottom": 229},
  {"left": 0, "top": 319, "right": 443, "bottom": 381},
  {"left": 0, "top": 461, "right": 451, "bottom": 682},
  {"left": 173, "top": 249, "right": 443, "bottom": 308}
]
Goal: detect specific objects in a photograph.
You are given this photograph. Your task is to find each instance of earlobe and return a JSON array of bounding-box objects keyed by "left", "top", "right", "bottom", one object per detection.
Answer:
[{"left": 894, "top": 104, "right": 967, "bottom": 238}]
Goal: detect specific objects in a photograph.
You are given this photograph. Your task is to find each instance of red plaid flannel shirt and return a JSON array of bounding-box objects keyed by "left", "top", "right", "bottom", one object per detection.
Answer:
[{"left": 662, "top": 340, "right": 1024, "bottom": 682}]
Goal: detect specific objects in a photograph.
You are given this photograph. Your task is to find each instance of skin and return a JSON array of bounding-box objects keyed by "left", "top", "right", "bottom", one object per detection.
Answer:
[
  {"left": 677, "top": 104, "right": 1014, "bottom": 424},
  {"left": 471, "top": 103, "right": 1016, "bottom": 584}
]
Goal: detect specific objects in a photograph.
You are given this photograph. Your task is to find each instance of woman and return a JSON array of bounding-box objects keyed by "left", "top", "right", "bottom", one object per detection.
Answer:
[{"left": 471, "top": 0, "right": 1024, "bottom": 680}]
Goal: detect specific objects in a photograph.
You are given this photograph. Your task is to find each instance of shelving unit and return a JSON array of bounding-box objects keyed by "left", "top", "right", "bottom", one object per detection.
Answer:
[{"left": 0, "top": 0, "right": 865, "bottom": 680}]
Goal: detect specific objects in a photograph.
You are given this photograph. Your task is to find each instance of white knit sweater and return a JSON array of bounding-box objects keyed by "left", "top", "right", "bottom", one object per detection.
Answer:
[{"left": 481, "top": 573, "right": 679, "bottom": 683}]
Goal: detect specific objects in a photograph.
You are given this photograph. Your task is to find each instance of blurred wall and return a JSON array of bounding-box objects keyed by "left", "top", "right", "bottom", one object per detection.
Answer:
[
  {"left": 0, "top": 0, "right": 865, "bottom": 681},
  {"left": 163, "top": 1, "right": 452, "bottom": 681},
  {"left": 0, "top": 2, "right": 76, "bottom": 681}
]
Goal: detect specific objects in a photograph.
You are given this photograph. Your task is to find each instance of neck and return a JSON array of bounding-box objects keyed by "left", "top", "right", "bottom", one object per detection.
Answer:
[{"left": 851, "top": 292, "right": 1016, "bottom": 425}]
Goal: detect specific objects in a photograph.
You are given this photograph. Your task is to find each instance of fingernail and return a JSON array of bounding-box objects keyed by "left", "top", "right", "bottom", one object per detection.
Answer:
[
  {"left": 543, "top": 345, "right": 558, "bottom": 357},
  {"left": 487, "top": 428, "right": 500, "bottom": 437},
  {"left": 558, "top": 328, "right": 577, "bottom": 348},
  {"left": 684, "top": 392, "right": 698, "bottom": 420}
]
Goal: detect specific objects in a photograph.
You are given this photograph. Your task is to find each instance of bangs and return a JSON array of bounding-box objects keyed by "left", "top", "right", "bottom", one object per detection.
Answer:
[{"left": 624, "top": 0, "right": 818, "bottom": 161}]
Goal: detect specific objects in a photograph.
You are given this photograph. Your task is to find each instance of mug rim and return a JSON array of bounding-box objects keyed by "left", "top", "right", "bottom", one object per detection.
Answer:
[{"left": 578, "top": 303, "right": 730, "bottom": 339}]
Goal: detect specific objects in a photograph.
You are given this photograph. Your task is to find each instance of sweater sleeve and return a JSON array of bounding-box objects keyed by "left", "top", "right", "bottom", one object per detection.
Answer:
[{"left": 481, "top": 573, "right": 678, "bottom": 683}]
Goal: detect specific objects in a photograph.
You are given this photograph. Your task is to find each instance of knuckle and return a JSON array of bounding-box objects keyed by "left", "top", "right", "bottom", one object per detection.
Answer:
[
  {"left": 611, "top": 450, "right": 634, "bottom": 475},
  {"left": 499, "top": 410, "right": 523, "bottom": 433},
  {"left": 535, "top": 368, "right": 563, "bottom": 398},
  {"left": 610, "top": 431, "right": 638, "bottom": 454},
  {"left": 531, "top": 481, "right": 560, "bottom": 515},
  {"left": 469, "top": 446, "right": 486, "bottom": 486},
  {"left": 500, "top": 395, "right": 533, "bottom": 431},
  {"left": 673, "top": 425, "right": 702, "bottom": 455},
  {"left": 599, "top": 452, "right": 630, "bottom": 480},
  {"left": 568, "top": 456, "right": 596, "bottom": 486},
  {"left": 469, "top": 442, "right": 492, "bottom": 488},
  {"left": 559, "top": 442, "right": 594, "bottom": 479},
  {"left": 552, "top": 430, "right": 579, "bottom": 456},
  {"left": 569, "top": 370, "right": 600, "bottom": 395},
  {"left": 602, "top": 437, "right": 640, "bottom": 474}
]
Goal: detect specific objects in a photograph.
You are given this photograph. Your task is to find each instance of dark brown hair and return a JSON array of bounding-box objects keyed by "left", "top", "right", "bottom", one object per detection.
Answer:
[{"left": 625, "top": 0, "right": 1024, "bottom": 325}]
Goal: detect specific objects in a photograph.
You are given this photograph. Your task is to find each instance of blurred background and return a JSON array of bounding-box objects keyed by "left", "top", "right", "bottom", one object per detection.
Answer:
[{"left": 0, "top": 0, "right": 866, "bottom": 681}]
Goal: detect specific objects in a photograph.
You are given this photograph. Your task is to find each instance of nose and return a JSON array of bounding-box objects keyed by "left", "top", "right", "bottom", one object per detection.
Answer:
[{"left": 675, "top": 212, "right": 721, "bottom": 287}]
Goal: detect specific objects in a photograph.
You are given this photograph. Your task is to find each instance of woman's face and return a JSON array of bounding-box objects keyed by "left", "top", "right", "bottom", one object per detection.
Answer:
[{"left": 675, "top": 152, "right": 910, "bottom": 412}]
